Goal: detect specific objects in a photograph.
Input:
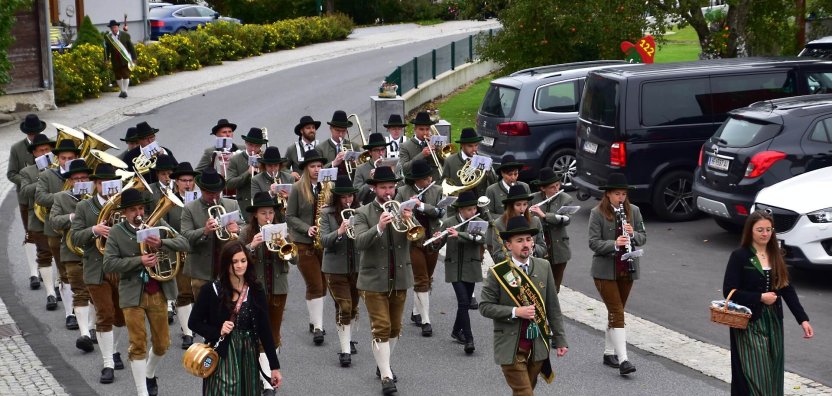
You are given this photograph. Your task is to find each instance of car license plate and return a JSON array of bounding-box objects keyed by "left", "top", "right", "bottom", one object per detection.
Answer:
[
  {"left": 481, "top": 136, "right": 494, "bottom": 147},
  {"left": 582, "top": 141, "right": 598, "bottom": 154},
  {"left": 707, "top": 156, "right": 729, "bottom": 171}
]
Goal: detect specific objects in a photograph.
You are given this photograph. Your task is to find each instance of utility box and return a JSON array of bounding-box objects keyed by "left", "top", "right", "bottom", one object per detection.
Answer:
[
  {"left": 435, "top": 120, "right": 451, "bottom": 138},
  {"left": 370, "top": 95, "right": 405, "bottom": 133}
]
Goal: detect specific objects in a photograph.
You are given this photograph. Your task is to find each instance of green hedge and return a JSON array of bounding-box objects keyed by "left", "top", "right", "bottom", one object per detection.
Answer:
[{"left": 53, "top": 14, "right": 354, "bottom": 105}]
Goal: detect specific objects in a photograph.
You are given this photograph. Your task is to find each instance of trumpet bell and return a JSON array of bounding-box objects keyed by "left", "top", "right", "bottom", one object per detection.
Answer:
[
  {"left": 441, "top": 179, "right": 471, "bottom": 196},
  {"left": 407, "top": 225, "right": 425, "bottom": 241},
  {"left": 87, "top": 149, "right": 129, "bottom": 171},
  {"left": 439, "top": 143, "right": 458, "bottom": 159}
]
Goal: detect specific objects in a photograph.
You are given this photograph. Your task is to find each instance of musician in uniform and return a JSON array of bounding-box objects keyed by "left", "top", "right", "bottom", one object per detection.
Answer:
[
  {"left": 225, "top": 127, "right": 268, "bottom": 211},
  {"left": 485, "top": 154, "right": 530, "bottom": 216},
  {"left": 480, "top": 216, "right": 568, "bottom": 395},
  {"left": 315, "top": 110, "right": 350, "bottom": 172},
  {"left": 353, "top": 132, "right": 390, "bottom": 205},
  {"left": 102, "top": 188, "right": 189, "bottom": 396},
  {"left": 320, "top": 176, "right": 361, "bottom": 367},
  {"left": 529, "top": 168, "right": 573, "bottom": 292},
  {"left": 285, "top": 150, "right": 328, "bottom": 345},
  {"left": 149, "top": 154, "right": 177, "bottom": 213},
  {"left": 383, "top": 114, "right": 407, "bottom": 159},
  {"left": 36, "top": 138, "right": 80, "bottom": 329},
  {"left": 71, "top": 163, "right": 127, "bottom": 384},
  {"left": 103, "top": 19, "right": 136, "bottom": 98},
  {"left": 122, "top": 122, "right": 177, "bottom": 184},
  {"left": 20, "top": 134, "right": 58, "bottom": 302},
  {"left": 8, "top": 114, "right": 44, "bottom": 241},
  {"left": 395, "top": 159, "right": 443, "bottom": 337},
  {"left": 352, "top": 166, "right": 414, "bottom": 396},
  {"left": 441, "top": 127, "right": 494, "bottom": 200},
  {"left": 50, "top": 159, "right": 98, "bottom": 352},
  {"left": 118, "top": 127, "right": 139, "bottom": 162},
  {"left": 588, "top": 173, "right": 646, "bottom": 376},
  {"left": 195, "top": 118, "right": 239, "bottom": 172},
  {"left": 284, "top": 115, "right": 320, "bottom": 180},
  {"left": 250, "top": 146, "right": 293, "bottom": 223},
  {"left": 398, "top": 111, "right": 441, "bottom": 182},
  {"left": 491, "top": 185, "right": 547, "bottom": 264},
  {"left": 180, "top": 168, "right": 243, "bottom": 302}
]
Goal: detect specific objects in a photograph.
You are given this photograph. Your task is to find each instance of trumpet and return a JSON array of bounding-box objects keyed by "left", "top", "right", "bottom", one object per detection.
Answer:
[
  {"left": 208, "top": 199, "right": 238, "bottom": 241},
  {"left": 265, "top": 231, "right": 297, "bottom": 261},
  {"left": 341, "top": 208, "right": 356, "bottom": 239},
  {"left": 381, "top": 196, "right": 425, "bottom": 241},
  {"left": 138, "top": 188, "right": 185, "bottom": 281}
]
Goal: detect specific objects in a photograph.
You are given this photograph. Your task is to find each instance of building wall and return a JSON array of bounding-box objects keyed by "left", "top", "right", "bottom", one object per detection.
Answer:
[{"left": 55, "top": 0, "right": 148, "bottom": 42}]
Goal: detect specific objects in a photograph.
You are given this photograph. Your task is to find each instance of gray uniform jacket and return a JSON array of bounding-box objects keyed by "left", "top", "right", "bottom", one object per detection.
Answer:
[
  {"left": 20, "top": 165, "right": 45, "bottom": 233},
  {"left": 35, "top": 168, "right": 65, "bottom": 238},
  {"left": 438, "top": 214, "right": 486, "bottom": 284},
  {"left": 490, "top": 216, "right": 547, "bottom": 263},
  {"left": 240, "top": 226, "right": 291, "bottom": 295},
  {"left": 250, "top": 171, "right": 293, "bottom": 224},
  {"left": 9, "top": 138, "right": 33, "bottom": 193},
  {"left": 71, "top": 196, "right": 109, "bottom": 284},
  {"left": 588, "top": 205, "right": 647, "bottom": 280},
  {"left": 284, "top": 140, "right": 317, "bottom": 174},
  {"left": 285, "top": 182, "right": 318, "bottom": 245},
  {"left": 225, "top": 150, "right": 253, "bottom": 209},
  {"left": 394, "top": 183, "right": 444, "bottom": 242},
  {"left": 315, "top": 139, "right": 342, "bottom": 169},
  {"left": 180, "top": 197, "right": 243, "bottom": 281},
  {"left": 479, "top": 256, "right": 568, "bottom": 365},
  {"left": 320, "top": 207, "right": 360, "bottom": 274},
  {"left": 195, "top": 144, "right": 240, "bottom": 172},
  {"left": 352, "top": 162, "right": 375, "bottom": 204},
  {"left": 530, "top": 191, "right": 574, "bottom": 264},
  {"left": 441, "top": 152, "right": 495, "bottom": 199},
  {"left": 49, "top": 191, "right": 83, "bottom": 262},
  {"left": 484, "top": 181, "right": 531, "bottom": 216},
  {"left": 398, "top": 137, "right": 441, "bottom": 182},
  {"left": 103, "top": 219, "right": 189, "bottom": 308},
  {"left": 353, "top": 200, "right": 414, "bottom": 292}
]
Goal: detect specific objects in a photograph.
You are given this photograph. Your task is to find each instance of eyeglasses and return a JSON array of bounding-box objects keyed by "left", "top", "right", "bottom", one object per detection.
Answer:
[{"left": 754, "top": 227, "right": 774, "bottom": 233}]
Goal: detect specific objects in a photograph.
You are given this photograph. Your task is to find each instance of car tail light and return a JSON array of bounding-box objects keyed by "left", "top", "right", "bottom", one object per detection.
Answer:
[
  {"left": 698, "top": 145, "right": 704, "bottom": 167},
  {"left": 150, "top": 20, "right": 165, "bottom": 27},
  {"left": 744, "top": 151, "right": 786, "bottom": 178},
  {"left": 610, "top": 141, "right": 626, "bottom": 167},
  {"left": 497, "top": 122, "right": 530, "bottom": 136},
  {"left": 735, "top": 204, "right": 748, "bottom": 216}
]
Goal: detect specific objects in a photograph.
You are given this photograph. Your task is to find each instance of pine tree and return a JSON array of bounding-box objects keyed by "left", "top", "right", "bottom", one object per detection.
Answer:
[{"left": 73, "top": 15, "right": 104, "bottom": 49}]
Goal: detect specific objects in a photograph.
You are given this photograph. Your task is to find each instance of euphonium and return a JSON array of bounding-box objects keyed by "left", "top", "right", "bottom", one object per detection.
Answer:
[
  {"left": 78, "top": 127, "right": 119, "bottom": 160},
  {"left": 381, "top": 198, "right": 425, "bottom": 241},
  {"left": 341, "top": 208, "right": 356, "bottom": 239},
  {"left": 52, "top": 123, "right": 85, "bottom": 148},
  {"left": 265, "top": 231, "right": 297, "bottom": 262},
  {"left": 96, "top": 172, "right": 154, "bottom": 254},
  {"left": 132, "top": 144, "right": 162, "bottom": 175},
  {"left": 208, "top": 199, "right": 238, "bottom": 241},
  {"left": 85, "top": 149, "right": 128, "bottom": 173},
  {"left": 137, "top": 189, "right": 185, "bottom": 281},
  {"left": 64, "top": 183, "right": 93, "bottom": 257}
]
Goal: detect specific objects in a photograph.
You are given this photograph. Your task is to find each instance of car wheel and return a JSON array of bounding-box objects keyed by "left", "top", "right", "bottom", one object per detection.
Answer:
[
  {"left": 175, "top": 27, "right": 188, "bottom": 34},
  {"left": 545, "top": 148, "right": 577, "bottom": 191},
  {"left": 651, "top": 170, "right": 698, "bottom": 221},
  {"left": 713, "top": 217, "right": 743, "bottom": 233}
]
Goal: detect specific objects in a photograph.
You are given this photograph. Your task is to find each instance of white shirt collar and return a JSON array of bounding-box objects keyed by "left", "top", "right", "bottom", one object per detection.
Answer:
[
  {"left": 330, "top": 138, "right": 341, "bottom": 147},
  {"left": 460, "top": 151, "right": 471, "bottom": 161},
  {"left": 512, "top": 256, "right": 531, "bottom": 269},
  {"left": 97, "top": 194, "right": 108, "bottom": 206},
  {"left": 501, "top": 180, "right": 513, "bottom": 191}
]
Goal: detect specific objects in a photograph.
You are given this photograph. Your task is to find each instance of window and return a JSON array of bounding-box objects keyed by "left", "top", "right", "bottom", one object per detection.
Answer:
[
  {"left": 709, "top": 72, "right": 795, "bottom": 120},
  {"left": 714, "top": 117, "right": 782, "bottom": 147},
  {"left": 178, "top": 7, "right": 200, "bottom": 17},
  {"left": 580, "top": 75, "right": 618, "bottom": 127},
  {"left": 480, "top": 85, "right": 519, "bottom": 118},
  {"left": 810, "top": 118, "right": 832, "bottom": 143},
  {"left": 806, "top": 72, "right": 832, "bottom": 94},
  {"left": 195, "top": 7, "right": 216, "bottom": 17},
  {"left": 641, "top": 78, "right": 710, "bottom": 126},
  {"left": 536, "top": 80, "right": 579, "bottom": 113}
]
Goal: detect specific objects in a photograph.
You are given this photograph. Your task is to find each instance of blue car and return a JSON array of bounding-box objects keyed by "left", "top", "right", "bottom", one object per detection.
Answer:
[{"left": 149, "top": 5, "right": 240, "bottom": 41}]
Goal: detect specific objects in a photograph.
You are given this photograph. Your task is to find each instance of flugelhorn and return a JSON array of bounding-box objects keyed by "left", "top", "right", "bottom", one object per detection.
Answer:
[
  {"left": 138, "top": 188, "right": 185, "bottom": 281},
  {"left": 265, "top": 230, "right": 297, "bottom": 261},
  {"left": 381, "top": 196, "right": 425, "bottom": 241},
  {"left": 341, "top": 208, "right": 356, "bottom": 239},
  {"left": 208, "top": 199, "right": 238, "bottom": 241}
]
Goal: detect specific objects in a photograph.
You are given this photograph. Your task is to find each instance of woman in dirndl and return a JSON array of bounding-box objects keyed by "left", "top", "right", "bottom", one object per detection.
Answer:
[
  {"left": 189, "top": 241, "right": 283, "bottom": 395},
  {"left": 723, "top": 210, "right": 813, "bottom": 395}
]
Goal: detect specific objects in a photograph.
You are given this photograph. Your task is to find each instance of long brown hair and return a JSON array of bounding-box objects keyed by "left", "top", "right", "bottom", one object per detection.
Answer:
[
  {"left": 597, "top": 189, "right": 632, "bottom": 223},
  {"left": 242, "top": 209, "right": 276, "bottom": 245},
  {"left": 740, "top": 211, "right": 789, "bottom": 289},
  {"left": 217, "top": 241, "right": 261, "bottom": 312},
  {"left": 330, "top": 192, "right": 357, "bottom": 223},
  {"left": 501, "top": 200, "right": 531, "bottom": 226}
]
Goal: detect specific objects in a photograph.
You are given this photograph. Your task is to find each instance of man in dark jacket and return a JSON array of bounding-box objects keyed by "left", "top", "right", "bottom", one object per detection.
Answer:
[{"left": 103, "top": 19, "right": 136, "bottom": 98}]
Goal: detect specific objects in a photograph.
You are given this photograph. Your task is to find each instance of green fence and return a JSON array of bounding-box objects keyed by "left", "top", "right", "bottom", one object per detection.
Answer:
[{"left": 385, "top": 29, "right": 498, "bottom": 96}]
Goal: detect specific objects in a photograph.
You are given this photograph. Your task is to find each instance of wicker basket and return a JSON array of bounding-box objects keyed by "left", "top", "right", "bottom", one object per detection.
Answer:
[{"left": 710, "top": 289, "right": 752, "bottom": 329}]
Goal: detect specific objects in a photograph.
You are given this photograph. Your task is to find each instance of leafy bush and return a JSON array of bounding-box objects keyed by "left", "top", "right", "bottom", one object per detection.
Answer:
[
  {"left": 187, "top": 28, "right": 224, "bottom": 66},
  {"left": 130, "top": 43, "right": 160, "bottom": 84},
  {"left": 74, "top": 15, "right": 104, "bottom": 49},
  {"left": 53, "top": 43, "right": 110, "bottom": 104}
]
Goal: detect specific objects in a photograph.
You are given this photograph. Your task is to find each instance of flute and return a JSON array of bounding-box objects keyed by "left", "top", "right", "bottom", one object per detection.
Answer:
[{"left": 422, "top": 214, "right": 481, "bottom": 246}]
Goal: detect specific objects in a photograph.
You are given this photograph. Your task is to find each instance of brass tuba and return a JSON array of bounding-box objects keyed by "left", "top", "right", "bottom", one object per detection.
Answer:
[
  {"left": 96, "top": 172, "right": 154, "bottom": 253},
  {"left": 85, "top": 149, "right": 128, "bottom": 172},
  {"left": 208, "top": 199, "right": 238, "bottom": 241},
  {"left": 78, "top": 127, "right": 120, "bottom": 160},
  {"left": 265, "top": 230, "right": 297, "bottom": 262},
  {"left": 381, "top": 198, "right": 425, "bottom": 241},
  {"left": 138, "top": 188, "right": 185, "bottom": 281},
  {"left": 64, "top": 182, "right": 93, "bottom": 257},
  {"left": 34, "top": 124, "right": 86, "bottom": 222}
]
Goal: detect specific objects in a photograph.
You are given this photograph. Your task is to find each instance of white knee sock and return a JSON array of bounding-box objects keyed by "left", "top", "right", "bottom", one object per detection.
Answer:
[
  {"left": 39, "top": 268, "right": 55, "bottom": 297},
  {"left": 88, "top": 304, "right": 96, "bottom": 330},
  {"left": 336, "top": 324, "right": 351, "bottom": 354},
  {"left": 75, "top": 306, "right": 91, "bottom": 337},
  {"left": 28, "top": 253, "right": 39, "bottom": 277},
  {"left": 99, "top": 331, "right": 114, "bottom": 368},
  {"left": 417, "top": 292, "right": 431, "bottom": 324},
  {"left": 610, "top": 327, "right": 629, "bottom": 362},
  {"left": 604, "top": 328, "right": 615, "bottom": 355},
  {"left": 176, "top": 304, "right": 193, "bottom": 336},
  {"left": 145, "top": 347, "right": 163, "bottom": 379},
  {"left": 258, "top": 353, "right": 273, "bottom": 389},
  {"left": 372, "top": 341, "right": 392, "bottom": 380},
  {"left": 123, "top": 79, "right": 130, "bottom": 93},
  {"left": 307, "top": 297, "right": 324, "bottom": 330},
  {"left": 412, "top": 291, "right": 420, "bottom": 315},
  {"left": 60, "top": 284, "right": 74, "bottom": 316},
  {"left": 130, "top": 359, "right": 148, "bottom": 396}
]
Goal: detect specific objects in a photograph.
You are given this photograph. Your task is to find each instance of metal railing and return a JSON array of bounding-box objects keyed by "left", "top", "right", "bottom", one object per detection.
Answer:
[{"left": 385, "top": 29, "right": 498, "bottom": 97}]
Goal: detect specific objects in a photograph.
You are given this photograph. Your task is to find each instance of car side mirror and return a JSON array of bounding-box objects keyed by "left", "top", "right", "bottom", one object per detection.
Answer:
[{"left": 213, "top": 12, "right": 220, "bottom": 19}]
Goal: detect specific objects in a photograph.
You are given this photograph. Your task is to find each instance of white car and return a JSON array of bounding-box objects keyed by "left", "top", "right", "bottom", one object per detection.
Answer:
[{"left": 752, "top": 166, "right": 832, "bottom": 269}]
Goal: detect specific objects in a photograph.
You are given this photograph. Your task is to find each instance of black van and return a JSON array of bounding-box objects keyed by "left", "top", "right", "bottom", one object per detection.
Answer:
[{"left": 574, "top": 57, "right": 832, "bottom": 221}]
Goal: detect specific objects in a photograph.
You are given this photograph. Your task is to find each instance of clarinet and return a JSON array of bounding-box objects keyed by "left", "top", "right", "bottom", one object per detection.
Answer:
[{"left": 617, "top": 203, "right": 636, "bottom": 273}]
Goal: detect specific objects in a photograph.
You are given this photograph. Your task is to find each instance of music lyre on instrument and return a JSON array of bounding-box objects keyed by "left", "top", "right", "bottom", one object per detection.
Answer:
[{"left": 138, "top": 188, "right": 185, "bottom": 281}]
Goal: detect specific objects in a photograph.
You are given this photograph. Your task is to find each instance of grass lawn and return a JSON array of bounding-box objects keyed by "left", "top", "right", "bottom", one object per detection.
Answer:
[
  {"left": 434, "top": 75, "right": 492, "bottom": 141},
  {"left": 656, "top": 26, "right": 701, "bottom": 63}
]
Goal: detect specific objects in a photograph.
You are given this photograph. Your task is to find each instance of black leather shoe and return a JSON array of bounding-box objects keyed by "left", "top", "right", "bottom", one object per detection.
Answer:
[
  {"left": 421, "top": 323, "right": 433, "bottom": 337},
  {"left": 89, "top": 329, "right": 98, "bottom": 344},
  {"left": 146, "top": 377, "right": 158, "bottom": 395},
  {"left": 603, "top": 354, "right": 620, "bottom": 368},
  {"left": 338, "top": 352, "right": 351, "bottom": 367},
  {"left": 308, "top": 323, "right": 314, "bottom": 333},
  {"left": 113, "top": 353, "right": 124, "bottom": 370},
  {"left": 182, "top": 335, "right": 193, "bottom": 349},
  {"left": 46, "top": 296, "right": 57, "bottom": 311},
  {"left": 30, "top": 276, "right": 41, "bottom": 290},
  {"left": 469, "top": 296, "right": 479, "bottom": 310},
  {"left": 619, "top": 360, "right": 636, "bottom": 375},
  {"left": 350, "top": 341, "right": 357, "bottom": 354},
  {"left": 99, "top": 367, "right": 114, "bottom": 384},
  {"left": 410, "top": 313, "right": 422, "bottom": 326},
  {"left": 119, "top": 91, "right": 127, "bottom": 98},
  {"left": 376, "top": 367, "right": 398, "bottom": 382},
  {"left": 381, "top": 377, "right": 397, "bottom": 395},
  {"left": 66, "top": 315, "right": 79, "bottom": 330},
  {"left": 55, "top": 287, "right": 61, "bottom": 301},
  {"left": 312, "top": 328, "right": 324, "bottom": 345},
  {"left": 76, "top": 335, "right": 94, "bottom": 353},
  {"left": 451, "top": 329, "right": 465, "bottom": 344},
  {"left": 464, "top": 340, "right": 476, "bottom": 355}
]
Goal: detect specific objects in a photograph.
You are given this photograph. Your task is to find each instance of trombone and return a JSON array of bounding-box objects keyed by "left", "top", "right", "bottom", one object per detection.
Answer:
[
  {"left": 426, "top": 125, "right": 459, "bottom": 177},
  {"left": 381, "top": 196, "right": 425, "bottom": 241},
  {"left": 208, "top": 199, "right": 238, "bottom": 241},
  {"left": 345, "top": 114, "right": 370, "bottom": 178}
]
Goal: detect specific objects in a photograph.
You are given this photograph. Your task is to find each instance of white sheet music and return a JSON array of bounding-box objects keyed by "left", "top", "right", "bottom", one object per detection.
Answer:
[
  {"left": 471, "top": 155, "right": 492, "bottom": 170},
  {"left": 622, "top": 249, "right": 644, "bottom": 261},
  {"left": 317, "top": 168, "right": 338, "bottom": 183},
  {"left": 343, "top": 151, "right": 361, "bottom": 162},
  {"left": 556, "top": 205, "right": 581, "bottom": 215},
  {"left": 220, "top": 210, "right": 241, "bottom": 226},
  {"left": 398, "top": 198, "right": 418, "bottom": 213},
  {"left": 466, "top": 220, "right": 488, "bottom": 235},
  {"left": 183, "top": 190, "right": 202, "bottom": 204},
  {"left": 141, "top": 141, "right": 161, "bottom": 158},
  {"left": 430, "top": 135, "right": 448, "bottom": 146},
  {"left": 101, "top": 180, "right": 122, "bottom": 196},
  {"left": 248, "top": 154, "right": 260, "bottom": 167},
  {"left": 35, "top": 153, "right": 54, "bottom": 170},
  {"left": 436, "top": 196, "right": 457, "bottom": 209},
  {"left": 272, "top": 184, "right": 292, "bottom": 195},
  {"left": 72, "top": 181, "right": 93, "bottom": 196},
  {"left": 136, "top": 227, "right": 161, "bottom": 243},
  {"left": 262, "top": 223, "right": 288, "bottom": 241},
  {"left": 215, "top": 137, "right": 233, "bottom": 150}
]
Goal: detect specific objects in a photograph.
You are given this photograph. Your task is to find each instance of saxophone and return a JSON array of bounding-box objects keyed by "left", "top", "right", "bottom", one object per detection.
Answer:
[{"left": 312, "top": 180, "right": 332, "bottom": 250}]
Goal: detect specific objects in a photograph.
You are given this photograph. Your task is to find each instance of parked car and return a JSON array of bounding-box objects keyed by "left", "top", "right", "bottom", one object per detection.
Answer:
[
  {"left": 148, "top": 2, "right": 173, "bottom": 10},
  {"left": 475, "top": 60, "right": 638, "bottom": 189},
  {"left": 799, "top": 36, "right": 832, "bottom": 60},
  {"left": 752, "top": 166, "right": 832, "bottom": 269},
  {"left": 694, "top": 95, "right": 832, "bottom": 231},
  {"left": 574, "top": 57, "right": 832, "bottom": 221},
  {"left": 149, "top": 5, "right": 240, "bottom": 41}
]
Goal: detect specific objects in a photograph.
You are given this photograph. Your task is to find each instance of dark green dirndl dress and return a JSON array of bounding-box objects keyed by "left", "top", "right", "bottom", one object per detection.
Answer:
[{"left": 204, "top": 299, "right": 264, "bottom": 396}]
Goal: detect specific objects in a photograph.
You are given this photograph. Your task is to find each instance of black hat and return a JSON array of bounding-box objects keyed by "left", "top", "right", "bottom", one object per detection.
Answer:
[
  {"left": 383, "top": 114, "right": 407, "bottom": 128},
  {"left": 116, "top": 188, "right": 151, "bottom": 210},
  {"left": 61, "top": 159, "right": 92, "bottom": 178},
  {"left": 20, "top": 114, "right": 46, "bottom": 134},
  {"left": 171, "top": 162, "right": 199, "bottom": 179},
  {"left": 195, "top": 168, "right": 226, "bottom": 192},
  {"left": 51, "top": 139, "right": 81, "bottom": 155},
  {"left": 90, "top": 163, "right": 121, "bottom": 180},
  {"left": 531, "top": 168, "right": 560, "bottom": 187},
  {"left": 456, "top": 127, "right": 483, "bottom": 144},
  {"left": 367, "top": 166, "right": 401, "bottom": 185},
  {"left": 294, "top": 115, "right": 321, "bottom": 136},
  {"left": 405, "top": 159, "right": 432, "bottom": 181},
  {"left": 501, "top": 185, "right": 532, "bottom": 206},
  {"left": 331, "top": 174, "right": 358, "bottom": 195},
  {"left": 27, "top": 133, "right": 56, "bottom": 153},
  {"left": 120, "top": 127, "right": 138, "bottom": 143},
  {"left": 496, "top": 154, "right": 523, "bottom": 173},
  {"left": 327, "top": 110, "right": 353, "bottom": 129},
  {"left": 363, "top": 132, "right": 391, "bottom": 150},
  {"left": 241, "top": 127, "right": 268, "bottom": 145},
  {"left": 152, "top": 154, "right": 178, "bottom": 172},
  {"left": 257, "top": 146, "right": 287, "bottom": 165},
  {"left": 452, "top": 191, "right": 479, "bottom": 208},
  {"left": 499, "top": 216, "right": 539, "bottom": 240},
  {"left": 299, "top": 149, "right": 326, "bottom": 170},
  {"left": 410, "top": 111, "right": 435, "bottom": 126},
  {"left": 107, "top": 20, "right": 119, "bottom": 28},
  {"left": 600, "top": 173, "right": 633, "bottom": 190},
  {"left": 135, "top": 121, "right": 159, "bottom": 139},
  {"left": 246, "top": 191, "right": 279, "bottom": 213},
  {"left": 211, "top": 119, "right": 237, "bottom": 135}
]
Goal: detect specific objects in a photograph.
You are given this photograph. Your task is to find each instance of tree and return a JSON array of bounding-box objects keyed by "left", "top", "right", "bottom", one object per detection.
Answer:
[{"left": 73, "top": 15, "right": 103, "bottom": 49}]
